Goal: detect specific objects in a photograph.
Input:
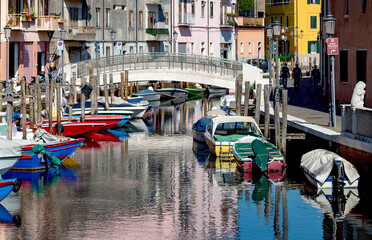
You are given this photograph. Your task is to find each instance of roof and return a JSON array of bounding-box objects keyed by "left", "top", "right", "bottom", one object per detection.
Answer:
[{"left": 209, "top": 116, "right": 260, "bottom": 135}]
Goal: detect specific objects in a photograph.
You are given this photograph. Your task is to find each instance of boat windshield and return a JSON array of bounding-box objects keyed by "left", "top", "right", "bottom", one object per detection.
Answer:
[{"left": 214, "top": 121, "right": 261, "bottom": 137}]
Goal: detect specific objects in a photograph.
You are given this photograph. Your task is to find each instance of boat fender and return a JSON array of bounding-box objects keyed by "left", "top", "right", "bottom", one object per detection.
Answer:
[
  {"left": 12, "top": 178, "right": 22, "bottom": 193},
  {"left": 53, "top": 123, "right": 65, "bottom": 133}
]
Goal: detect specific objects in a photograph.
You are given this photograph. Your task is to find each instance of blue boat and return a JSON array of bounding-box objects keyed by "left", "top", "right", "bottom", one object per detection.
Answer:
[
  {"left": 0, "top": 178, "right": 21, "bottom": 202},
  {"left": 0, "top": 204, "right": 21, "bottom": 226},
  {"left": 192, "top": 116, "right": 214, "bottom": 143},
  {"left": 133, "top": 89, "right": 161, "bottom": 101}
]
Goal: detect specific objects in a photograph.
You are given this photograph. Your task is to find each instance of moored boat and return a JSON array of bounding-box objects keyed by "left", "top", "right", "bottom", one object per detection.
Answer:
[
  {"left": 186, "top": 87, "right": 205, "bottom": 96},
  {"left": 300, "top": 149, "right": 360, "bottom": 189},
  {"left": 156, "top": 88, "right": 188, "bottom": 99},
  {"left": 42, "top": 115, "right": 124, "bottom": 130},
  {"left": 0, "top": 138, "right": 23, "bottom": 175},
  {"left": 204, "top": 116, "right": 264, "bottom": 160},
  {"left": 133, "top": 89, "right": 161, "bottom": 101},
  {"left": 40, "top": 122, "right": 105, "bottom": 137}
]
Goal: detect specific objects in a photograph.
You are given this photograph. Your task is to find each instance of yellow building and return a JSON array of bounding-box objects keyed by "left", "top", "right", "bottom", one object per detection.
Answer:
[{"left": 265, "top": 0, "right": 321, "bottom": 65}]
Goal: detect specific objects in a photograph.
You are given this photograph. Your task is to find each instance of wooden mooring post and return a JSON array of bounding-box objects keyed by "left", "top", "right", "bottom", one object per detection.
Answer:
[
  {"left": 274, "top": 89, "right": 280, "bottom": 150},
  {"left": 92, "top": 75, "right": 98, "bottom": 115},
  {"left": 48, "top": 80, "right": 54, "bottom": 133},
  {"left": 28, "top": 85, "right": 34, "bottom": 132},
  {"left": 36, "top": 80, "right": 42, "bottom": 125},
  {"left": 103, "top": 74, "right": 109, "bottom": 110},
  {"left": 21, "top": 78, "right": 27, "bottom": 140},
  {"left": 125, "top": 70, "right": 128, "bottom": 101},
  {"left": 281, "top": 90, "right": 288, "bottom": 160},
  {"left": 6, "top": 80, "right": 14, "bottom": 140},
  {"left": 110, "top": 73, "right": 114, "bottom": 104},
  {"left": 235, "top": 75, "right": 243, "bottom": 116},
  {"left": 120, "top": 72, "right": 125, "bottom": 99},
  {"left": 243, "top": 81, "right": 250, "bottom": 116},
  {"left": 254, "top": 84, "right": 262, "bottom": 124},
  {"left": 264, "top": 85, "right": 270, "bottom": 138},
  {"left": 80, "top": 76, "right": 87, "bottom": 122},
  {"left": 56, "top": 82, "right": 62, "bottom": 136}
]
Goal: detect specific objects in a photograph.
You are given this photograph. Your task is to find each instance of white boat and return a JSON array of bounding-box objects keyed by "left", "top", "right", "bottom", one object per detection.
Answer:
[
  {"left": 0, "top": 138, "right": 22, "bottom": 175},
  {"left": 204, "top": 115, "right": 263, "bottom": 159},
  {"left": 300, "top": 149, "right": 360, "bottom": 189},
  {"left": 133, "top": 88, "right": 161, "bottom": 102}
]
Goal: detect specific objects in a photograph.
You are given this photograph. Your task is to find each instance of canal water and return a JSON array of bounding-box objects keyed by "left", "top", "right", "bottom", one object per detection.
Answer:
[{"left": 2, "top": 97, "right": 372, "bottom": 239}]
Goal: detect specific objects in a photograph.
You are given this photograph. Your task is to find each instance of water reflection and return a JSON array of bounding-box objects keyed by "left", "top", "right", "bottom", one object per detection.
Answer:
[{"left": 3, "top": 97, "right": 372, "bottom": 239}]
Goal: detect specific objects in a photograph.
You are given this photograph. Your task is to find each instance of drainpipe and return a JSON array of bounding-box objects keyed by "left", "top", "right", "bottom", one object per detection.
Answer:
[
  {"left": 170, "top": 0, "right": 173, "bottom": 53},
  {"left": 136, "top": 0, "right": 138, "bottom": 53},
  {"left": 207, "top": 0, "right": 209, "bottom": 56},
  {"left": 102, "top": 0, "right": 105, "bottom": 56}
]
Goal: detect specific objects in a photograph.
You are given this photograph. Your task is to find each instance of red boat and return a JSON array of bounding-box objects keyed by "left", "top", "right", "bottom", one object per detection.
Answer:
[
  {"left": 42, "top": 115, "right": 124, "bottom": 130},
  {"left": 40, "top": 122, "right": 105, "bottom": 137}
]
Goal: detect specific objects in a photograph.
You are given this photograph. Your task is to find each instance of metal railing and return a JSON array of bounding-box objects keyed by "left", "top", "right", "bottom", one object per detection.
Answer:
[{"left": 71, "top": 52, "right": 242, "bottom": 80}]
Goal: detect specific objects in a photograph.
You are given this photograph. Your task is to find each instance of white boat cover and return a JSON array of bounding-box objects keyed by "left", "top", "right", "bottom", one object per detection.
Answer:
[
  {"left": 300, "top": 149, "right": 360, "bottom": 185},
  {"left": 34, "top": 128, "right": 60, "bottom": 143},
  {"left": 0, "top": 138, "right": 22, "bottom": 158}
]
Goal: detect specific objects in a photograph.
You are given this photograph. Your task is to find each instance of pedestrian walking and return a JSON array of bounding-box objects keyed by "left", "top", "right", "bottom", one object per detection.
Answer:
[
  {"left": 292, "top": 63, "right": 302, "bottom": 91},
  {"left": 311, "top": 65, "right": 320, "bottom": 90},
  {"left": 280, "top": 63, "right": 290, "bottom": 89}
]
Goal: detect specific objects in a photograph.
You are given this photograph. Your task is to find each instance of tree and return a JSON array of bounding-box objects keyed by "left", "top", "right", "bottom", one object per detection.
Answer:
[{"left": 237, "top": 0, "right": 254, "bottom": 12}]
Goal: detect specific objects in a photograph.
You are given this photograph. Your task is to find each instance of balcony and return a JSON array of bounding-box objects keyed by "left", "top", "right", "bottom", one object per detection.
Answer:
[
  {"left": 8, "top": 14, "right": 59, "bottom": 31},
  {"left": 65, "top": 26, "right": 96, "bottom": 41},
  {"left": 145, "top": 28, "right": 169, "bottom": 41},
  {"left": 238, "top": 17, "right": 265, "bottom": 27},
  {"left": 178, "top": 13, "right": 195, "bottom": 26},
  {"left": 36, "top": 16, "right": 59, "bottom": 31}
]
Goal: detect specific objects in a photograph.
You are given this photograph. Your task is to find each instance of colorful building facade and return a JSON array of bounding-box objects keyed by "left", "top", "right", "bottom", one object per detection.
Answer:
[
  {"left": 173, "top": 0, "right": 237, "bottom": 60},
  {"left": 1, "top": 0, "right": 56, "bottom": 82},
  {"left": 265, "top": 0, "right": 321, "bottom": 65}
]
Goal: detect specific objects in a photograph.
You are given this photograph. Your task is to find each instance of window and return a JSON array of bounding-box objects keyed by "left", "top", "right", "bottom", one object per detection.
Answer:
[
  {"left": 191, "top": 0, "right": 195, "bottom": 15},
  {"left": 84, "top": 7, "right": 90, "bottom": 26},
  {"left": 130, "top": 46, "right": 134, "bottom": 54},
  {"left": 345, "top": 0, "right": 349, "bottom": 15},
  {"left": 138, "top": 11, "right": 143, "bottom": 28},
  {"left": 210, "top": 1, "right": 213, "bottom": 17},
  {"left": 308, "top": 41, "right": 319, "bottom": 53},
  {"left": 129, "top": 11, "right": 134, "bottom": 28},
  {"left": 191, "top": 43, "right": 194, "bottom": 54},
  {"left": 210, "top": 42, "right": 213, "bottom": 54},
  {"left": 201, "top": 42, "right": 206, "bottom": 55},
  {"left": 148, "top": 12, "right": 156, "bottom": 28},
  {"left": 240, "top": 42, "right": 244, "bottom": 54},
  {"left": 340, "top": 50, "right": 348, "bottom": 83},
  {"left": 105, "top": 8, "right": 110, "bottom": 27},
  {"left": 68, "top": 8, "right": 78, "bottom": 26},
  {"left": 96, "top": 8, "right": 101, "bottom": 27},
  {"left": 139, "top": 46, "right": 144, "bottom": 53},
  {"left": 361, "top": 0, "right": 367, "bottom": 13},
  {"left": 356, "top": 50, "right": 367, "bottom": 83},
  {"left": 248, "top": 42, "right": 252, "bottom": 54},
  {"left": 258, "top": 42, "right": 262, "bottom": 58},
  {"left": 201, "top": 1, "right": 205, "bottom": 17},
  {"left": 232, "top": 3, "right": 236, "bottom": 13},
  {"left": 310, "top": 16, "right": 317, "bottom": 29},
  {"left": 220, "top": 3, "right": 223, "bottom": 25},
  {"left": 286, "top": 16, "right": 289, "bottom": 27},
  {"left": 307, "top": 0, "right": 320, "bottom": 4}
]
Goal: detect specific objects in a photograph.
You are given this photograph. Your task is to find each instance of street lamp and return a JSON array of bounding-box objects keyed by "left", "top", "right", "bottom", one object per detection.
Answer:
[
  {"left": 110, "top": 29, "right": 116, "bottom": 56},
  {"left": 4, "top": 25, "right": 12, "bottom": 140},
  {"left": 60, "top": 27, "right": 66, "bottom": 83},
  {"left": 266, "top": 24, "right": 273, "bottom": 94},
  {"left": 281, "top": 34, "right": 288, "bottom": 61},
  {"left": 273, "top": 20, "right": 281, "bottom": 92},
  {"left": 290, "top": 26, "right": 304, "bottom": 64},
  {"left": 324, "top": 13, "right": 336, "bottom": 127},
  {"left": 173, "top": 30, "right": 178, "bottom": 53}
]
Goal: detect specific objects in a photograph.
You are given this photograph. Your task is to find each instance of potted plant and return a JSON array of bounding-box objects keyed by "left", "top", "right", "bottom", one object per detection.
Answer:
[
  {"left": 256, "top": 20, "right": 260, "bottom": 25},
  {"left": 246, "top": 20, "right": 251, "bottom": 25},
  {"left": 22, "top": 13, "right": 32, "bottom": 21}
]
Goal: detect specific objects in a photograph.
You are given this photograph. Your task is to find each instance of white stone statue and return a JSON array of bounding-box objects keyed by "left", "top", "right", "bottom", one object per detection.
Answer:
[{"left": 351, "top": 81, "right": 366, "bottom": 108}]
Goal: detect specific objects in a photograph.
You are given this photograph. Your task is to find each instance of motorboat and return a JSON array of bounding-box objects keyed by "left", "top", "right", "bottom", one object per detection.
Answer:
[
  {"left": 204, "top": 116, "right": 264, "bottom": 160},
  {"left": 133, "top": 89, "right": 161, "bottom": 101},
  {"left": 156, "top": 88, "right": 188, "bottom": 99},
  {"left": 39, "top": 122, "right": 106, "bottom": 138},
  {"left": 42, "top": 115, "right": 125, "bottom": 130},
  {"left": 185, "top": 87, "right": 205, "bottom": 96},
  {"left": 206, "top": 86, "right": 229, "bottom": 95},
  {"left": 300, "top": 149, "right": 360, "bottom": 189},
  {"left": 192, "top": 109, "right": 228, "bottom": 143},
  {"left": 70, "top": 110, "right": 133, "bottom": 123},
  {"left": 0, "top": 138, "right": 23, "bottom": 175},
  {"left": 233, "top": 137, "right": 285, "bottom": 172}
]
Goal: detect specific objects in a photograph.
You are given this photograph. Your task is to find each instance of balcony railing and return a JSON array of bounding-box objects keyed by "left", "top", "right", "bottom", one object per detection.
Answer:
[
  {"left": 36, "top": 16, "right": 59, "bottom": 31},
  {"left": 178, "top": 13, "right": 195, "bottom": 26},
  {"left": 7, "top": 14, "right": 22, "bottom": 29}
]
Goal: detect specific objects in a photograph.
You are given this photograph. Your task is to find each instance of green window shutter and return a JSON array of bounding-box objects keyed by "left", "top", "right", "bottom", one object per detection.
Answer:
[
  {"left": 308, "top": 42, "right": 311, "bottom": 53},
  {"left": 307, "top": 0, "right": 311, "bottom": 4},
  {"left": 310, "top": 16, "right": 317, "bottom": 29},
  {"left": 316, "top": 41, "right": 320, "bottom": 53},
  {"left": 316, "top": 0, "right": 320, "bottom": 4}
]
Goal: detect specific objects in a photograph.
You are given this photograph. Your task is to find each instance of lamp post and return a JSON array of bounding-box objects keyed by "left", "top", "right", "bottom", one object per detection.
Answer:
[
  {"left": 324, "top": 13, "right": 336, "bottom": 127},
  {"left": 266, "top": 24, "right": 273, "bottom": 95},
  {"left": 290, "top": 26, "right": 304, "bottom": 64},
  {"left": 110, "top": 29, "right": 116, "bottom": 56},
  {"left": 4, "top": 25, "right": 12, "bottom": 140},
  {"left": 60, "top": 27, "right": 66, "bottom": 83},
  {"left": 281, "top": 34, "right": 288, "bottom": 61},
  {"left": 173, "top": 30, "right": 178, "bottom": 53},
  {"left": 273, "top": 20, "right": 281, "bottom": 92}
]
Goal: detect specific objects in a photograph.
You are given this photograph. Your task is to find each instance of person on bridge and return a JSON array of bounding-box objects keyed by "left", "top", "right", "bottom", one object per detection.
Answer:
[
  {"left": 311, "top": 65, "right": 320, "bottom": 90},
  {"left": 292, "top": 63, "right": 302, "bottom": 91},
  {"left": 280, "top": 63, "right": 290, "bottom": 89}
]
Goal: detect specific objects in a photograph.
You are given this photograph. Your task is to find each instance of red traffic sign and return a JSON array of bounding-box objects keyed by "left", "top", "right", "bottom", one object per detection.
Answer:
[{"left": 327, "top": 38, "right": 339, "bottom": 55}]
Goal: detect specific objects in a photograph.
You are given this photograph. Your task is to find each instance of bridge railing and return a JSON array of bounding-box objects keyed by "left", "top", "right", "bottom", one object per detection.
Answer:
[{"left": 73, "top": 52, "right": 242, "bottom": 79}]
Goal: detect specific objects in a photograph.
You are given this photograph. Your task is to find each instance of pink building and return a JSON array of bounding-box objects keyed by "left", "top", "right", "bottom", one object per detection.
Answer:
[
  {"left": 0, "top": 1, "right": 56, "bottom": 83},
  {"left": 237, "top": 16, "right": 265, "bottom": 62},
  {"left": 173, "top": 0, "right": 237, "bottom": 60}
]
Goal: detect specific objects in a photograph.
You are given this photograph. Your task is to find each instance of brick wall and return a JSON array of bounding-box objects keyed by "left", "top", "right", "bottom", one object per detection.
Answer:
[{"left": 338, "top": 144, "right": 372, "bottom": 175}]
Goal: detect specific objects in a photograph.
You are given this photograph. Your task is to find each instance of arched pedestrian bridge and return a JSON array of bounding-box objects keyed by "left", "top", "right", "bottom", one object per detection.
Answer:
[{"left": 65, "top": 53, "right": 262, "bottom": 91}]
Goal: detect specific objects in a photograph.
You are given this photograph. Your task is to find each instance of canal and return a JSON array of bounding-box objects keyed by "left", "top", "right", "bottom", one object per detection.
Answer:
[{"left": 2, "top": 97, "right": 372, "bottom": 239}]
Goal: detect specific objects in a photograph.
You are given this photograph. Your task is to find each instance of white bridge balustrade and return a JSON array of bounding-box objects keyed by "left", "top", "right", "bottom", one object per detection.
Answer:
[{"left": 64, "top": 53, "right": 263, "bottom": 92}]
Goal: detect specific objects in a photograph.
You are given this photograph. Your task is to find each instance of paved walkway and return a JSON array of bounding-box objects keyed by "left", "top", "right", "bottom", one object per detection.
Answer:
[{"left": 263, "top": 76, "right": 372, "bottom": 153}]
